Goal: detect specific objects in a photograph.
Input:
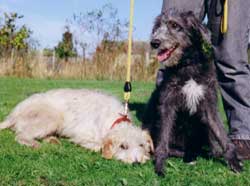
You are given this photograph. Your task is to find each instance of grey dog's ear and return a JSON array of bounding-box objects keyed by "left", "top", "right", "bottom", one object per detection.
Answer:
[{"left": 182, "top": 11, "right": 211, "bottom": 44}]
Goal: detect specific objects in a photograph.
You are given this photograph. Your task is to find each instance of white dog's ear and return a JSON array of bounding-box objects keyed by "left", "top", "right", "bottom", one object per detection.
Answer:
[
  {"left": 101, "top": 138, "right": 114, "bottom": 159},
  {"left": 143, "top": 130, "right": 154, "bottom": 153}
]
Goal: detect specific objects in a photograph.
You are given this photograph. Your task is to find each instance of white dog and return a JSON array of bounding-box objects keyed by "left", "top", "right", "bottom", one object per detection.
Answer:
[{"left": 0, "top": 89, "right": 153, "bottom": 164}]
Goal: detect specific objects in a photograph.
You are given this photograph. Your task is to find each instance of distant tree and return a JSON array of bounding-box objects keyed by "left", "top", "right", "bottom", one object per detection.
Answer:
[
  {"left": 70, "top": 3, "right": 128, "bottom": 57},
  {"left": 0, "top": 12, "right": 32, "bottom": 56},
  {"left": 55, "top": 26, "right": 77, "bottom": 61},
  {"left": 79, "top": 42, "right": 87, "bottom": 62}
]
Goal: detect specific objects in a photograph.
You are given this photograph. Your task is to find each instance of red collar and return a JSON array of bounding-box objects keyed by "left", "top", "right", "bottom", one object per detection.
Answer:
[{"left": 110, "top": 114, "right": 131, "bottom": 129}]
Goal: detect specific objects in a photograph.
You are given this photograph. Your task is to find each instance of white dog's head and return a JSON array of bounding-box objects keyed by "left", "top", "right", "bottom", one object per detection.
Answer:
[{"left": 101, "top": 123, "right": 154, "bottom": 164}]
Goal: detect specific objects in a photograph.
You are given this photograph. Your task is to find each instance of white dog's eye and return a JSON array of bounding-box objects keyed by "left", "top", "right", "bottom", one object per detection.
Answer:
[
  {"left": 139, "top": 144, "right": 144, "bottom": 148},
  {"left": 120, "top": 143, "right": 129, "bottom": 150}
]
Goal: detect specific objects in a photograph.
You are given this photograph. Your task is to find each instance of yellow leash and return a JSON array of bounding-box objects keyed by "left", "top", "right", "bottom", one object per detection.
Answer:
[
  {"left": 221, "top": 0, "right": 228, "bottom": 33},
  {"left": 123, "top": 0, "right": 134, "bottom": 115}
]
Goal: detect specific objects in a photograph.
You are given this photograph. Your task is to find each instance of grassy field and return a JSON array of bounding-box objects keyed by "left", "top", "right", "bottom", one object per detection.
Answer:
[{"left": 0, "top": 77, "right": 250, "bottom": 186}]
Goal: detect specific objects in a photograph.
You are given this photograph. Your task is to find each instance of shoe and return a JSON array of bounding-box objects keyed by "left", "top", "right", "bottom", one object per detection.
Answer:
[{"left": 232, "top": 139, "right": 250, "bottom": 160}]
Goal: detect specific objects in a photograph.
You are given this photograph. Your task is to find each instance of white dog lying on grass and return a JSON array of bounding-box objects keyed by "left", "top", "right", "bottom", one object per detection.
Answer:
[{"left": 0, "top": 89, "right": 153, "bottom": 164}]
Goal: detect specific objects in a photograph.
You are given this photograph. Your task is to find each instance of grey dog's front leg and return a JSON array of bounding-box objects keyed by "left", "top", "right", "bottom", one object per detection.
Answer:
[
  {"left": 154, "top": 106, "right": 176, "bottom": 176},
  {"left": 201, "top": 106, "right": 243, "bottom": 172}
]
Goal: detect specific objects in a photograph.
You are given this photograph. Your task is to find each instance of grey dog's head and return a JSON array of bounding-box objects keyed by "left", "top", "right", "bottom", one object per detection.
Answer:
[{"left": 151, "top": 9, "right": 211, "bottom": 67}]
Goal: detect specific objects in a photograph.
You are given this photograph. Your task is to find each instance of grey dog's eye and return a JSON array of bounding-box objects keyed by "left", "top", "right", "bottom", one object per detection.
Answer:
[
  {"left": 139, "top": 144, "right": 144, "bottom": 148},
  {"left": 168, "top": 21, "right": 182, "bottom": 31},
  {"left": 120, "top": 143, "right": 129, "bottom": 150}
]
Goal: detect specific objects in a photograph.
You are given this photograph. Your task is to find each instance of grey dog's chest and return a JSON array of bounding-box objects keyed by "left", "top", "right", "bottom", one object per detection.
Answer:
[
  {"left": 181, "top": 79, "right": 206, "bottom": 114},
  {"left": 163, "top": 78, "right": 206, "bottom": 114}
]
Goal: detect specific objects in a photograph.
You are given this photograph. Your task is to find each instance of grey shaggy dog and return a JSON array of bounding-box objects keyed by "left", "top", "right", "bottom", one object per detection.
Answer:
[{"left": 142, "top": 9, "right": 242, "bottom": 176}]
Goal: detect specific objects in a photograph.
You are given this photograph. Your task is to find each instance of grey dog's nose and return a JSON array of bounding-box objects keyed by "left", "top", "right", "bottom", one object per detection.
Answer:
[{"left": 150, "top": 39, "right": 161, "bottom": 49}]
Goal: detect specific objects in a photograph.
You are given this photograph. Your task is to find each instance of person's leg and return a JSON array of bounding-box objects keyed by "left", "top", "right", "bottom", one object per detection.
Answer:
[
  {"left": 162, "top": 0, "right": 206, "bottom": 21},
  {"left": 207, "top": 0, "right": 250, "bottom": 158}
]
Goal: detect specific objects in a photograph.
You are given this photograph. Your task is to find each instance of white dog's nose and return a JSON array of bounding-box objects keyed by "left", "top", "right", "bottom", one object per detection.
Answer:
[{"left": 130, "top": 149, "right": 147, "bottom": 163}]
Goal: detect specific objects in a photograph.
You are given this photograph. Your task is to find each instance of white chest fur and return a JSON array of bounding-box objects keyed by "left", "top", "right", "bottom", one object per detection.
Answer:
[{"left": 182, "top": 79, "right": 205, "bottom": 114}]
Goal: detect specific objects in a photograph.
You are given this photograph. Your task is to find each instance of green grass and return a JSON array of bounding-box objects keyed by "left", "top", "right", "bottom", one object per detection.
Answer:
[{"left": 0, "top": 77, "right": 249, "bottom": 186}]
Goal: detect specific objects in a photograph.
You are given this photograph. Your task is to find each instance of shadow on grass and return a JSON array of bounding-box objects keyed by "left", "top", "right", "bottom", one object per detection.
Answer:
[{"left": 129, "top": 102, "right": 147, "bottom": 122}]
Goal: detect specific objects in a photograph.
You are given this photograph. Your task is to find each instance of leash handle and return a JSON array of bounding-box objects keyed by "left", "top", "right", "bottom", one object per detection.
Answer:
[
  {"left": 220, "top": 0, "right": 228, "bottom": 33},
  {"left": 123, "top": 0, "right": 134, "bottom": 115}
]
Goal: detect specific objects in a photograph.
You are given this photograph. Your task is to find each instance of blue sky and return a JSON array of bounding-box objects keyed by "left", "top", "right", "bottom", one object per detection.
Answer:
[{"left": 0, "top": 0, "right": 162, "bottom": 49}]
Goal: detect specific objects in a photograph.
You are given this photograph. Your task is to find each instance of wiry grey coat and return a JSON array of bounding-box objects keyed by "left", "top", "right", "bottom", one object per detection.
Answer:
[{"left": 142, "top": 9, "right": 242, "bottom": 176}]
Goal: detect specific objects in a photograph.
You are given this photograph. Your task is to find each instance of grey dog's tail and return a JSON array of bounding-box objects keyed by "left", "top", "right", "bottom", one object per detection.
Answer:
[{"left": 0, "top": 119, "right": 14, "bottom": 130}]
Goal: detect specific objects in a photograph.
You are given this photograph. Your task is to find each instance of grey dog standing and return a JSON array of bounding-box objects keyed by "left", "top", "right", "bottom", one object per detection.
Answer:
[{"left": 142, "top": 9, "right": 242, "bottom": 176}]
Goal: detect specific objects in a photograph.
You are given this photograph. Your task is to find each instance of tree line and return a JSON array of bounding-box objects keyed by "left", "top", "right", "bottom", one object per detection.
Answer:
[{"left": 0, "top": 3, "right": 128, "bottom": 61}]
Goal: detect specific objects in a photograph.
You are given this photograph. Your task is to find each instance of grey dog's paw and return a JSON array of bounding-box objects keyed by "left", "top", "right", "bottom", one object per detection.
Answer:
[
  {"left": 154, "top": 156, "right": 166, "bottom": 177},
  {"left": 228, "top": 153, "right": 243, "bottom": 173},
  {"left": 225, "top": 143, "right": 243, "bottom": 173}
]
